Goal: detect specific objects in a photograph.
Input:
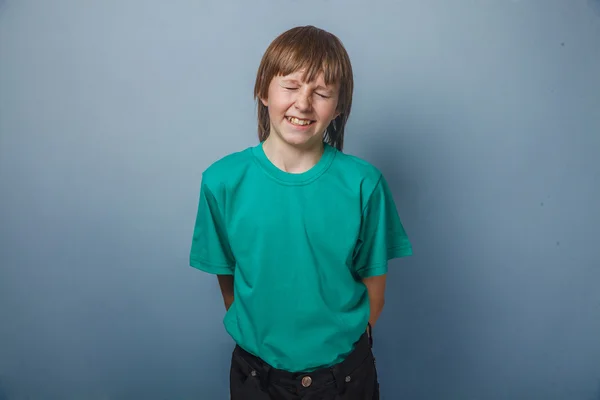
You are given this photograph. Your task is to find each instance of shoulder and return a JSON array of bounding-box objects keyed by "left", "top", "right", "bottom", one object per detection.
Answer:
[
  {"left": 201, "top": 146, "right": 255, "bottom": 189},
  {"left": 332, "top": 149, "right": 384, "bottom": 193}
]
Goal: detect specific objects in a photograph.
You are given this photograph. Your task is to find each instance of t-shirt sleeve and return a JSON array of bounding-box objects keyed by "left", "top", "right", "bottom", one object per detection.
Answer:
[
  {"left": 189, "top": 178, "right": 235, "bottom": 275},
  {"left": 353, "top": 174, "right": 413, "bottom": 278}
]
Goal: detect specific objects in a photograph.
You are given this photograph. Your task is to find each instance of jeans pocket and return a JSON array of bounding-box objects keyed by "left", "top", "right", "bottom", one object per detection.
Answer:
[
  {"left": 339, "top": 352, "right": 378, "bottom": 399},
  {"left": 230, "top": 350, "right": 270, "bottom": 399},
  {"left": 230, "top": 351, "right": 252, "bottom": 390}
]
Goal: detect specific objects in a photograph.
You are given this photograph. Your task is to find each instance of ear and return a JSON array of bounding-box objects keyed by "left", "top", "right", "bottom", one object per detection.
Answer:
[
  {"left": 260, "top": 96, "right": 268, "bottom": 107},
  {"left": 334, "top": 102, "right": 342, "bottom": 117}
]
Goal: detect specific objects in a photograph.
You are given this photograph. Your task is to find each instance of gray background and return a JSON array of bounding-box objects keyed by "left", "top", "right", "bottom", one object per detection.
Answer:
[{"left": 1, "top": 0, "right": 599, "bottom": 399}]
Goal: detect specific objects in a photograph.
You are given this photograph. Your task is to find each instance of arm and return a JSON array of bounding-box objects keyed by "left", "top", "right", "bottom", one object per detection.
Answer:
[
  {"left": 190, "top": 179, "right": 237, "bottom": 311},
  {"left": 363, "top": 274, "right": 387, "bottom": 327},
  {"left": 355, "top": 175, "right": 411, "bottom": 333},
  {"left": 217, "top": 274, "right": 235, "bottom": 311}
]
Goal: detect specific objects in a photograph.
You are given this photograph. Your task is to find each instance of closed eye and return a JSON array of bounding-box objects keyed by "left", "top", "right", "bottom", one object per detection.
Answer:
[{"left": 316, "top": 93, "right": 330, "bottom": 98}]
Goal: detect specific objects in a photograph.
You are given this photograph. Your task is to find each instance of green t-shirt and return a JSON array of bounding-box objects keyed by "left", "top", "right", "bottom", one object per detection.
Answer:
[{"left": 190, "top": 142, "right": 412, "bottom": 372}]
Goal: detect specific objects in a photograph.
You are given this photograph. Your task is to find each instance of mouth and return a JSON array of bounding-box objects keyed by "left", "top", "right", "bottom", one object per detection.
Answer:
[{"left": 286, "top": 116, "right": 315, "bottom": 127}]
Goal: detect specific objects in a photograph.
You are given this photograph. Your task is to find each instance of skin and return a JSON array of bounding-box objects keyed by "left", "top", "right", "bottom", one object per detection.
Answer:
[
  {"left": 260, "top": 69, "right": 340, "bottom": 173},
  {"left": 363, "top": 275, "right": 386, "bottom": 328},
  {"left": 218, "top": 70, "right": 387, "bottom": 333},
  {"left": 217, "top": 275, "right": 234, "bottom": 311}
]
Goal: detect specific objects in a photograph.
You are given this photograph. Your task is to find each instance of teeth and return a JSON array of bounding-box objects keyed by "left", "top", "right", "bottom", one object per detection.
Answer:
[{"left": 288, "top": 117, "right": 312, "bottom": 126}]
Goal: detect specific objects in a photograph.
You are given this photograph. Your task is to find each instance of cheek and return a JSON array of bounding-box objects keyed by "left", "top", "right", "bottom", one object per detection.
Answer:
[
  {"left": 317, "top": 102, "right": 338, "bottom": 120},
  {"left": 269, "top": 95, "right": 293, "bottom": 114},
  {"left": 267, "top": 102, "right": 289, "bottom": 123},
  {"left": 267, "top": 100, "right": 285, "bottom": 115}
]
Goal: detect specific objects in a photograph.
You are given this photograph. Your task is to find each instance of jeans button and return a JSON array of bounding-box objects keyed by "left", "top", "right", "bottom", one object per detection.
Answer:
[{"left": 301, "top": 376, "right": 312, "bottom": 387}]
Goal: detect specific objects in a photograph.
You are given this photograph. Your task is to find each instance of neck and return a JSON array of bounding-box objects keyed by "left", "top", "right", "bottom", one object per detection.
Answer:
[{"left": 262, "top": 135, "right": 325, "bottom": 174}]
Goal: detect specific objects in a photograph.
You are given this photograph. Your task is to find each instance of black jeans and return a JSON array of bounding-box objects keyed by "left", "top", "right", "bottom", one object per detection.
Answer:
[{"left": 230, "top": 330, "right": 379, "bottom": 399}]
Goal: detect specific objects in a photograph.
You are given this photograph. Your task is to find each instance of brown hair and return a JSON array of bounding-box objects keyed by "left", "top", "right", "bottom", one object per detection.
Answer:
[{"left": 253, "top": 26, "right": 354, "bottom": 151}]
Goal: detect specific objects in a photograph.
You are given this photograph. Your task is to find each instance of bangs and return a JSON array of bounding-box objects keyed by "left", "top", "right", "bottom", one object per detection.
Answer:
[{"left": 271, "top": 35, "right": 346, "bottom": 86}]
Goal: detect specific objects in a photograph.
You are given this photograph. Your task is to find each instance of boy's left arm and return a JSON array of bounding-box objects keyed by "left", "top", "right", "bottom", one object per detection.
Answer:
[{"left": 363, "top": 274, "right": 387, "bottom": 328}]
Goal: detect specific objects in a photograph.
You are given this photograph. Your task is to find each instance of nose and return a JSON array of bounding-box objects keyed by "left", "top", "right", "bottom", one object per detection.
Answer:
[{"left": 294, "top": 89, "right": 312, "bottom": 112}]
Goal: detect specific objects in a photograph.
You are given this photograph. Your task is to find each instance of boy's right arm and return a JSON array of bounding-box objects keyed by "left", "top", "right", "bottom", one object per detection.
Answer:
[
  {"left": 190, "top": 178, "right": 237, "bottom": 311},
  {"left": 217, "top": 275, "right": 234, "bottom": 311}
]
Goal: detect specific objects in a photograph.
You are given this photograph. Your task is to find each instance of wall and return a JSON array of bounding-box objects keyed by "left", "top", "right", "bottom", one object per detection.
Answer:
[{"left": 1, "top": 0, "right": 599, "bottom": 398}]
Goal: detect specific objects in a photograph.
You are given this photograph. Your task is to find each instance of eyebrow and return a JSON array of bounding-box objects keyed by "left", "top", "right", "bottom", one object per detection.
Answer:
[
  {"left": 279, "top": 79, "right": 333, "bottom": 93},
  {"left": 314, "top": 85, "right": 332, "bottom": 93},
  {"left": 279, "top": 79, "right": 300, "bottom": 86}
]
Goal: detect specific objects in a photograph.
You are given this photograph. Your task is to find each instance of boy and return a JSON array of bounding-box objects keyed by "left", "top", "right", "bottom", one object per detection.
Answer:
[{"left": 190, "top": 25, "right": 412, "bottom": 399}]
